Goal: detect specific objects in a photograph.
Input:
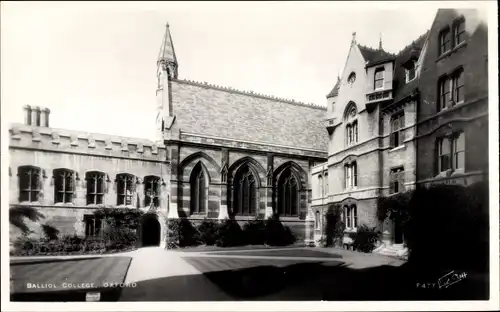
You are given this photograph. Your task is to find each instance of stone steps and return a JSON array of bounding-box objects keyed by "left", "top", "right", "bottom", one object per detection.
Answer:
[{"left": 375, "top": 244, "right": 408, "bottom": 259}]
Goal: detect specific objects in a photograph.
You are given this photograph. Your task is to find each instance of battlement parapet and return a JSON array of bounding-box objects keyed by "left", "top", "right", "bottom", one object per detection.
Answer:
[{"left": 9, "top": 123, "right": 167, "bottom": 161}]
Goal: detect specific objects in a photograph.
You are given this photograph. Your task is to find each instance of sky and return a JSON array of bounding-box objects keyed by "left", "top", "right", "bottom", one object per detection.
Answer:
[{"left": 0, "top": 1, "right": 490, "bottom": 140}]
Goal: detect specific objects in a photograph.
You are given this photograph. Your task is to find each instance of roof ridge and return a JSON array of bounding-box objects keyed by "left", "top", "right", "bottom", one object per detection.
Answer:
[
  {"left": 358, "top": 43, "right": 396, "bottom": 56},
  {"left": 177, "top": 78, "right": 326, "bottom": 109},
  {"left": 395, "top": 30, "right": 430, "bottom": 56}
]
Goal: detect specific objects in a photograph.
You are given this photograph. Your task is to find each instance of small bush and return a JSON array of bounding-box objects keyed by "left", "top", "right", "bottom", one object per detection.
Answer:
[
  {"left": 264, "top": 214, "right": 296, "bottom": 246},
  {"left": 166, "top": 218, "right": 201, "bottom": 249},
  {"left": 197, "top": 219, "right": 219, "bottom": 245},
  {"left": 215, "top": 219, "right": 244, "bottom": 247},
  {"left": 243, "top": 217, "right": 266, "bottom": 245},
  {"left": 322, "top": 204, "right": 346, "bottom": 247},
  {"left": 349, "top": 225, "right": 381, "bottom": 253},
  {"left": 41, "top": 224, "right": 60, "bottom": 241}
]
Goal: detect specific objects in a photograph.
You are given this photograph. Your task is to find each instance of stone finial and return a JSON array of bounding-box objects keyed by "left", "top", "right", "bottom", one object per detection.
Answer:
[
  {"left": 137, "top": 143, "right": 144, "bottom": 153},
  {"left": 88, "top": 136, "right": 96, "bottom": 148},
  {"left": 51, "top": 131, "right": 60, "bottom": 144},
  {"left": 151, "top": 144, "right": 158, "bottom": 155}
]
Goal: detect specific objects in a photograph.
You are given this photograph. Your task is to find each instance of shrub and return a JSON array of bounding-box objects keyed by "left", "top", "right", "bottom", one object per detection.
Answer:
[
  {"left": 264, "top": 214, "right": 296, "bottom": 246},
  {"left": 349, "top": 225, "right": 381, "bottom": 253},
  {"left": 41, "top": 224, "right": 60, "bottom": 241},
  {"left": 197, "top": 219, "right": 219, "bottom": 245},
  {"left": 243, "top": 217, "right": 266, "bottom": 245},
  {"left": 215, "top": 219, "right": 245, "bottom": 247},
  {"left": 322, "top": 204, "right": 346, "bottom": 247},
  {"left": 166, "top": 218, "right": 201, "bottom": 249}
]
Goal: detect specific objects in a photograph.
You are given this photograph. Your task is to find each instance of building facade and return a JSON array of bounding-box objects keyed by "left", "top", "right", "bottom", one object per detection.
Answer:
[
  {"left": 311, "top": 8, "right": 489, "bottom": 252},
  {"left": 8, "top": 25, "right": 328, "bottom": 248}
]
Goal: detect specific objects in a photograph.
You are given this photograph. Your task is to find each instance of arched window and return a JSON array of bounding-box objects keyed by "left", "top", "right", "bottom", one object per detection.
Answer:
[
  {"left": 233, "top": 165, "right": 257, "bottom": 216},
  {"left": 344, "top": 102, "right": 358, "bottom": 146},
  {"left": 18, "top": 166, "right": 42, "bottom": 202},
  {"left": 144, "top": 175, "right": 160, "bottom": 207},
  {"left": 86, "top": 171, "right": 105, "bottom": 205},
  {"left": 53, "top": 168, "right": 74, "bottom": 204},
  {"left": 116, "top": 173, "right": 135, "bottom": 206},
  {"left": 315, "top": 211, "right": 321, "bottom": 230},
  {"left": 277, "top": 169, "right": 299, "bottom": 217},
  {"left": 190, "top": 163, "right": 207, "bottom": 214}
]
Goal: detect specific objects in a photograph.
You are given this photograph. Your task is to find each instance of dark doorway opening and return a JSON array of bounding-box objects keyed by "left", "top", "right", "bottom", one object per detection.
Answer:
[
  {"left": 394, "top": 220, "right": 404, "bottom": 244},
  {"left": 142, "top": 216, "right": 161, "bottom": 247}
]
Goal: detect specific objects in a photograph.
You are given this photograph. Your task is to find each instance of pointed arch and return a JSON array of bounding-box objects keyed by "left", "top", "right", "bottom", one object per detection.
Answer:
[
  {"left": 179, "top": 151, "right": 220, "bottom": 182},
  {"left": 273, "top": 161, "right": 306, "bottom": 217},
  {"left": 273, "top": 161, "right": 307, "bottom": 190},
  {"left": 228, "top": 156, "right": 266, "bottom": 187},
  {"left": 190, "top": 162, "right": 208, "bottom": 215},
  {"left": 231, "top": 163, "right": 259, "bottom": 216},
  {"left": 343, "top": 101, "right": 358, "bottom": 120}
]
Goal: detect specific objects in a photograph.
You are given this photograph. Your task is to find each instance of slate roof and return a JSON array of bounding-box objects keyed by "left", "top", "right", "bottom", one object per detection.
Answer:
[
  {"left": 357, "top": 44, "right": 396, "bottom": 68},
  {"left": 391, "top": 31, "right": 430, "bottom": 104},
  {"left": 326, "top": 77, "right": 341, "bottom": 98}
]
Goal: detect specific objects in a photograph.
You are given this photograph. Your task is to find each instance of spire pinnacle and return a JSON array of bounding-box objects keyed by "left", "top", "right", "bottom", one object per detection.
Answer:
[
  {"left": 379, "top": 33, "right": 383, "bottom": 50},
  {"left": 352, "top": 32, "right": 357, "bottom": 45},
  {"left": 158, "top": 22, "right": 178, "bottom": 79}
]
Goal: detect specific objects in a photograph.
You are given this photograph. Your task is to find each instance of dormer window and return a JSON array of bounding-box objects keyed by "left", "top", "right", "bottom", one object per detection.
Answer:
[
  {"left": 374, "top": 67, "right": 384, "bottom": 90},
  {"left": 405, "top": 62, "right": 416, "bottom": 83}
]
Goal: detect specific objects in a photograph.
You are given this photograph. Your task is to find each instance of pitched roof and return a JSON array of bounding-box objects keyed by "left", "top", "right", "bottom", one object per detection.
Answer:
[
  {"left": 392, "top": 30, "right": 429, "bottom": 104},
  {"left": 326, "top": 77, "right": 341, "bottom": 98},
  {"left": 358, "top": 44, "right": 396, "bottom": 68}
]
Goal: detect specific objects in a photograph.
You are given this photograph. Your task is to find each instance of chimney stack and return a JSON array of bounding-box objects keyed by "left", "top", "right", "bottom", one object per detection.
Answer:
[{"left": 23, "top": 106, "right": 51, "bottom": 127}]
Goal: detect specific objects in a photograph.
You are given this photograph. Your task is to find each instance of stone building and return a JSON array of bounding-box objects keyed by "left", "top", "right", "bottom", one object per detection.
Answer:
[
  {"left": 415, "top": 9, "right": 488, "bottom": 188},
  {"left": 8, "top": 24, "right": 328, "bottom": 248},
  {"left": 311, "top": 8, "right": 489, "bottom": 254}
]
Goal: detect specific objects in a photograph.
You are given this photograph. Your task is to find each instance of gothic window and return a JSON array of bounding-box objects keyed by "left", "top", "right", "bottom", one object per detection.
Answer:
[
  {"left": 234, "top": 165, "right": 257, "bottom": 216},
  {"left": 84, "top": 214, "right": 103, "bottom": 238},
  {"left": 315, "top": 211, "right": 321, "bottom": 230},
  {"left": 389, "top": 167, "right": 405, "bottom": 194},
  {"left": 18, "top": 166, "right": 42, "bottom": 202},
  {"left": 324, "top": 172, "right": 329, "bottom": 196},
  {"left": 374, "top": 67, "right": 385, "bottom": 89},
  {"left": 190, "top": 164, "right": 207, "bottom": 214},
  {"left": 318, "top": 175, "right": 323, "bottom": 198},
  {"left": 86, "top": 171, "right": 105, "bottom": 205},
  {"left": 390, "top": 112, "right": 405, "bottom": 148},
  {"left": 277, "top": 169, "right": 299, "bottom": 217},
  {"left": 144, "top": 175, "right": 160, "bottom": 208},
  {"left": 439, "top": 27, "right": 452, "bottom": 55},
  {"left": 116, "top": 174, "right": 134, "bottom": 206},
  {"left": 53, "top": 169, "right": 74, "bottom": 204}
]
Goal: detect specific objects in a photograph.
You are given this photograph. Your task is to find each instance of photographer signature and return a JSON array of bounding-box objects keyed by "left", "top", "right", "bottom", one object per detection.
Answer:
[{"left": 416, "top": 270, "right": 467, "bottom": 289}]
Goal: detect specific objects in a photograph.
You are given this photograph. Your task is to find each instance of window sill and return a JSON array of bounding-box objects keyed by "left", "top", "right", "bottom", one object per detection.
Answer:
[
  {"left": 344, "top": 227, "right": 358, "bottom": 233},
  {"left": 116, "top": 205, "right": 135, "bottom": 209},
  {"left": 436, "top": 41, "right": 468, "bottom": 62},
  {"left": 54, "top": 202, "right": 75, "bottom": 207},
  {"left": 18, "top": 201, "right": 42, "bottom": 206},
  {"left": 388, "top": 144, "right": 406, "bottom": 153}
]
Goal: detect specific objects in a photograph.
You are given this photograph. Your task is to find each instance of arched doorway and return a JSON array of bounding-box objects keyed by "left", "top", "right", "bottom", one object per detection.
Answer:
[{"left": 142, "top": 215, "right": 161, "bottom": 247}]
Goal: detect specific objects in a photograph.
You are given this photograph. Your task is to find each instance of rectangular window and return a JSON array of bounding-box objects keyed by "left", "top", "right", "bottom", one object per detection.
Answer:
[
  {"left": 117, "top": 174, "right": 134, "bottom": 206},
  {"left": 344, "top": 163, "right": 357, "bottom": 189},
  {"left": 453, "top": 132, "right": 465, "bottom": 170},
  {"left": 324, "top": 173, "right": 328, "bottom": 196},
  {"left": 439, "top": 28, "right": 451, "bottom": 55},
  {"left": 406, "top": 63, "right": 416, "bottom": 83},
  {"left": 438, "top": 137, "right": 451, "bottom": 172},
  {"left": 19, "top": 166, "right": 41, "bottom": 202},
  {"left": 452, "top": 69, "right": 464, "bottom": 104},
  {"left": 374, "top": 68, "right": 384, "bottom": 89},
  {"left": 144, "top": 176, "right": 160, "bottom": 207},
  {"left": 54, "top": 169, "right": 74, "bottom": 204},
  {"left": 454, "top": 19, "right": 466, "bottom": 46},
  {"left": 389, "top": 167, "right": 405, "bottom": 194},
  {"left": 345, "top": 208, "right": 351, "bottom": 228},
  {"left": 438, "top": 77, "right": 451, "bottom": 111},
  {"left": 390, "top": 112, "right": 405, "bottom": 147},
  {"left": 86, "top": 172, "right": 105, "bottom": 205},
  {"left": 84, "top": 215, "right": 103, "bottom": 238}
]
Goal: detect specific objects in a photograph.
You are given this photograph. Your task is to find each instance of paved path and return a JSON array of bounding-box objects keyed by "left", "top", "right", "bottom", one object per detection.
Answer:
[{"left": 119, "top": 247, "right": 232, "bottom": 301}]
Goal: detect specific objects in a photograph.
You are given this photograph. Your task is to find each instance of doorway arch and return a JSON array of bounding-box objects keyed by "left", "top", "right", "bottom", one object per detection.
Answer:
[{"left": 141, "top": 215, "right": 161, "bottom": 247}]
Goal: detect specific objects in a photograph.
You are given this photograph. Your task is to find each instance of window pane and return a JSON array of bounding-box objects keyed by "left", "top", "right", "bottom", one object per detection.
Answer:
[
  {"left": 65, "top": 173, "right": 73, "bottom": 192},
  {"left": 55, "top": 174, "right": 64, "bottom": 193},
  {"left": 375, "top": 80, "right": 384, "bottom": 89},
  {"left": 455, "top": 151, "right": 465, "bottom": 169},
  {"left": 87, "top": 194, "right": 95, "bottom": 205},
  {"left": 65, "top": 193, "right": 73, "bottom": 203},
  {"left": 20, "top": 191, "right": 30, "bottom": 202},
  {"left": 441, "top": 155, "right": 451, "bottom": 171},
  {"left": 440, "top": 138, "right": 451, "bottom": 155},
  {"left": 31, "top": 191, "right": 39, "bottom": 202},
  {"left": 87, "top": 177, "right": 95, "bottom": 195},
  {"left": 96, "top": 194, "right": 103, "bottom": 205},
  {"left": 455, "top": 133, "right": 465, "bottom": 151},
  {"left": 375, "top": 70, "right": 384, "bottom": 79},
  {"left": 20, "top": 170, "right": 30, "bottom": 190},
  {"left": 30, "top": 170, "right": 39, "bottom": 190}
]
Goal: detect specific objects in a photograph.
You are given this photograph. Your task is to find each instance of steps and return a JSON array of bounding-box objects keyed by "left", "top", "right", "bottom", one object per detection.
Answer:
[{"left": 375, "top": 243, "right": 408, "bottom": 259}]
